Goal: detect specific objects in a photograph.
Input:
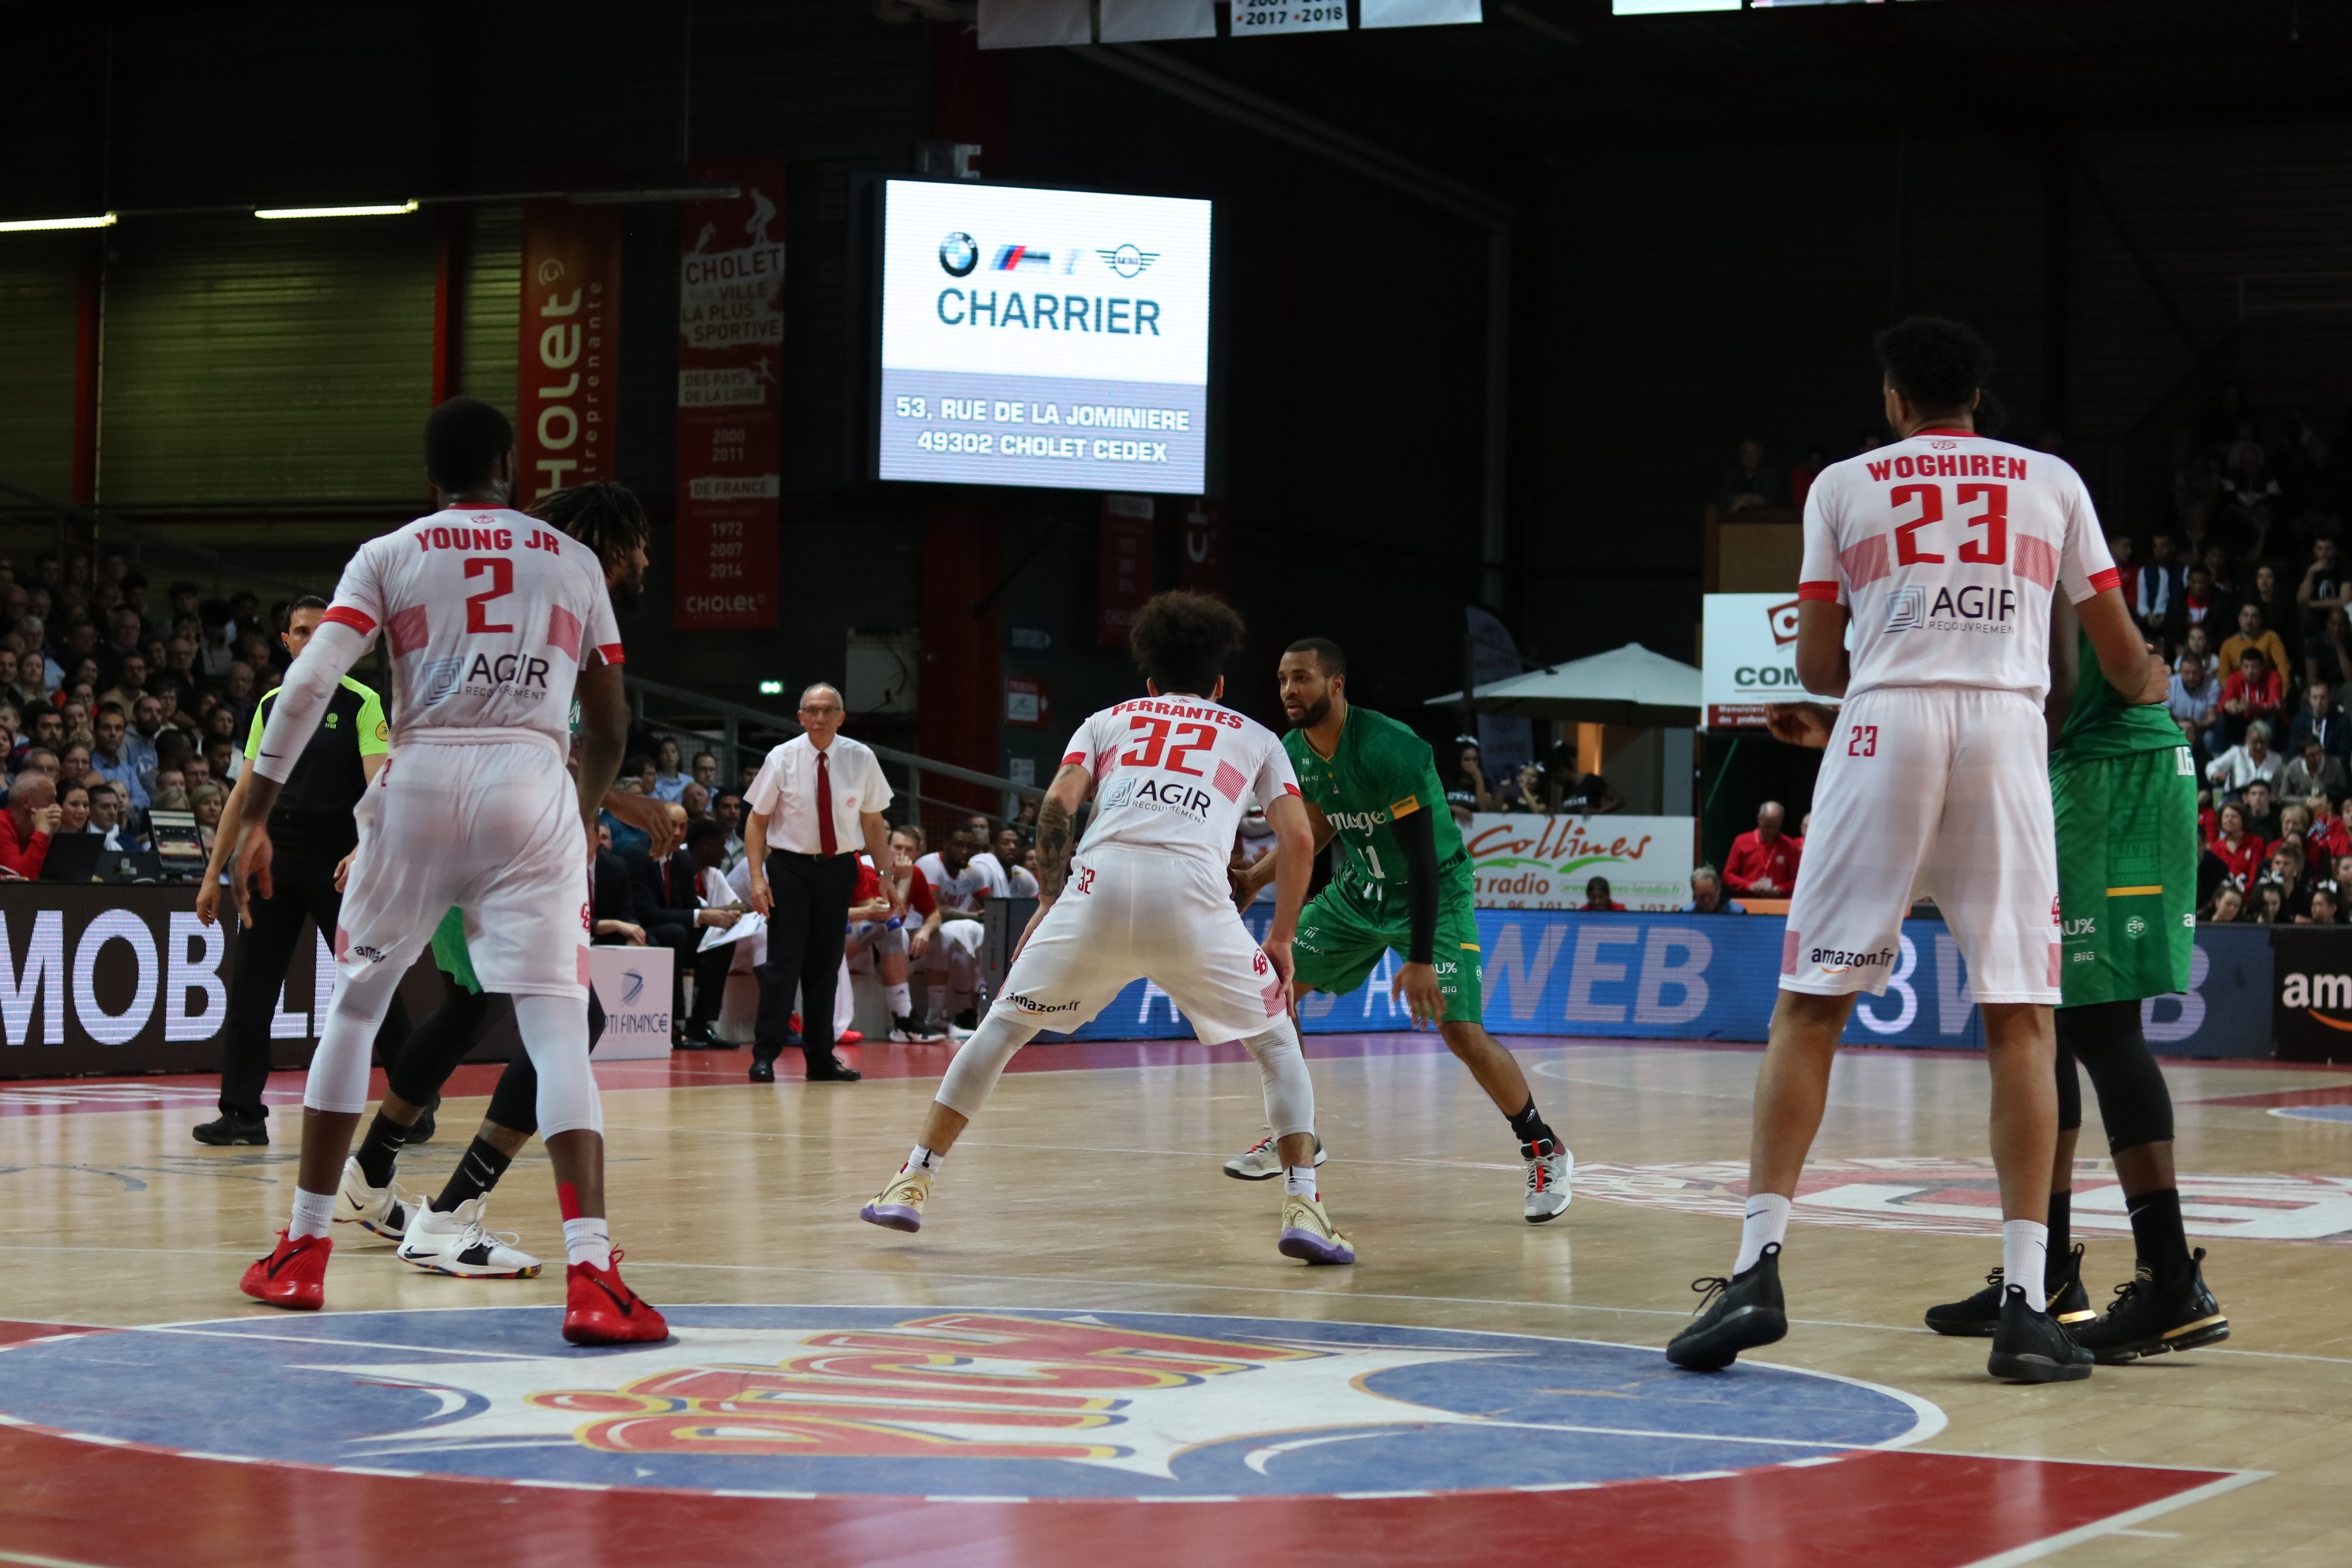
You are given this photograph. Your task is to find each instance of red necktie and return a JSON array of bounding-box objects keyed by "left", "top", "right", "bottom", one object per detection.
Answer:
[{"left": 816, "top": 750, "right": 838, "bottom": 856}]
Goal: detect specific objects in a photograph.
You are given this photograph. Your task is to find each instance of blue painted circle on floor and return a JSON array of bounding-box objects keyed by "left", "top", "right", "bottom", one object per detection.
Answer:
[
  {"left": 0, "top": 1307, "right": 1936, "bottom": 1498},
  {"left": 2271, "top": 1104, "right": 2352, "bottom": 1123}
]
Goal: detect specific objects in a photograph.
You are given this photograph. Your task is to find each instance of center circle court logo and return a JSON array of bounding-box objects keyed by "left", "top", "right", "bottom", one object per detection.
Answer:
[
  {"left": 938, "top": 232, "right": 978, "bottom": 277},
  {"left": 0, "top": 1307, "right": 1936, "bottom": 1499},
  {"left": 1573, "top": 1157, "right": 2352, "bottom": 1245}
]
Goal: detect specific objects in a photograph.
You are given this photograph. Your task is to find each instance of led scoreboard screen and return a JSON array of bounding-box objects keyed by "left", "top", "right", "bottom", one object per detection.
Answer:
[{"left": 875, "top": 179, "right": 1212, "bottom": 493}]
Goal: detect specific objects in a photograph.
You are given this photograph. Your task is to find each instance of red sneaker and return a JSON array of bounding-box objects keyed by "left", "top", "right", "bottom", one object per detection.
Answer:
[
  {"left": 240, "top": 1231, "right": 331, "bottom": 1310},
  {"left": 838, "top": 1029, "right": 864, "bottom": 1045},
  {"left": 563, "top": 1250, "right": 669, "bottom": 1345}
]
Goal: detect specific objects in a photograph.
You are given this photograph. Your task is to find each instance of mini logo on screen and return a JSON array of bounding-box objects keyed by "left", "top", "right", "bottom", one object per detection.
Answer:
[
  {"left": 992, "top": 244, "right": 1080, "bottom": 274},
  {"left": 938, "top": 232, "right": 978, "bottom": 277},
  {"left": 1099, "top": 244, "right": 1160, "bottom": 278}
]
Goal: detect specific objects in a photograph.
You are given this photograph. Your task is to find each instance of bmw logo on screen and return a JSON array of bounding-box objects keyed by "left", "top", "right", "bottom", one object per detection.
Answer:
[{"left": 938, "top": 232, "right": 978, "bottom": 277}]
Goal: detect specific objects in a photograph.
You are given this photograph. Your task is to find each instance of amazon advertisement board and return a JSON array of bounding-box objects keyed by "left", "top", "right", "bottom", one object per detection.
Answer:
[
  {"left": 875, "top": 179, "right": 1212, "bottom": 493},
  {"left": 1024, "top": 909, "right": 2271, "bottom": 1059}
]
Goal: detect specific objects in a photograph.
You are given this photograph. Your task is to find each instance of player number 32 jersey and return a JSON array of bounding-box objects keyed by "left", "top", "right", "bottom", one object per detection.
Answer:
[
  {"left": 1061, "top": 695, "right": 1299, "bottom": 880},
  {"left": 1800, "top": 429, "right": 2120, "bottom": 705},
  {"left": 319, "top": 503, "right": 623, "bottom": 752}
]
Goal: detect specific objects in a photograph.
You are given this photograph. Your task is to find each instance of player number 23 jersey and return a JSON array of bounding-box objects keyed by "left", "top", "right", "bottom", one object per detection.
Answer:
[
  {"left": 1799, "top": 430, "right": 2120, "bottom": 704},
  {"left": 321, "top": 503, "right": 623, "bottom": 751},
  {"left": 1061, "top": 695, "right": 1299, "bottom": 879}
]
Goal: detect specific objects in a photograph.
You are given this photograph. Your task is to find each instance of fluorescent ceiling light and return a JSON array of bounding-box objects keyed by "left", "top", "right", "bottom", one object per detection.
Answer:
[
  {"left": 0, "top": 212, "right": 118, "bottom": 233},
  {"left": 253, "top": 200, "right": 420, "bottom": 220},
  {"left": 1612, "top": 1, "right": 1739, "bottom": 12}
]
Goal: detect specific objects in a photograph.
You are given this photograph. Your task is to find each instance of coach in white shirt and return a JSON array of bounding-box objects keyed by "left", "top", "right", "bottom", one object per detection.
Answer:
[{"left": 742, "top": 682, "right": 901, "bottom": 1084}]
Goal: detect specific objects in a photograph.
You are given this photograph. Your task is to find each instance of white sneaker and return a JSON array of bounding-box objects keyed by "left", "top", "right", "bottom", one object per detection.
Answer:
[
  {"left": 1522, "top": 1138, "right": 1573, "bottom": 1223},
  {"left": 395, "top": 1198, "right": 542, "bottom": 1279},
  {"left": 333, "top": 1156, "right": 417, "bottom": 1240},
  {"left": 1223, "top": 1132, "right": 1327, "bottom": 1181}
]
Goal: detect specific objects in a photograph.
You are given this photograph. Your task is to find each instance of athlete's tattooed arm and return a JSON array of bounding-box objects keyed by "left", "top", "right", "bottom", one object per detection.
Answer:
[{"left": 1033, "top": 763, "right": 1093, "bottom": 900}]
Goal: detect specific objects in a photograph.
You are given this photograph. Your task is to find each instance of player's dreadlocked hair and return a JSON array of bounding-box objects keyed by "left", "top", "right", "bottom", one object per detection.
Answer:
[
  {"left": 1131, "top": 590, "right": 1247, "bottom": 697},
  {"left": 528, "top": 482, "right": 650, "bottom": 572},
  {"left": 1875, "top": 315, "right": 1993, "bottom": 419}
]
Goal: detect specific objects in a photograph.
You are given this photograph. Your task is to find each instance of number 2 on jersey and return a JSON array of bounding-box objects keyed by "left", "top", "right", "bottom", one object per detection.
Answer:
[
  {"left": 1117, "top": 716, "right": 1220, "bottom": 773},
  {"left": 464, "top": 556, "right": 514, "bottom": 633}
]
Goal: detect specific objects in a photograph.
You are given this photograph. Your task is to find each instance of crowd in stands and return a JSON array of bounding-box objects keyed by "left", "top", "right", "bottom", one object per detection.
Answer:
[
  {"left": 1443, "top": 737, "right": 1623, "bottom": 825},
  {"left": 0, "top": 547, "right": 285, "bottom": 879}
]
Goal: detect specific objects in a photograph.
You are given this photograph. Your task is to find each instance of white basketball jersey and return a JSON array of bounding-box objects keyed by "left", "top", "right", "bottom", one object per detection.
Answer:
[
  {"left": 917, "top": 851, "right": 1006, "bottom": 914},
  {"left": 1061, "top": 694, "right": 1299, "bottom": 879},
  {"left": 320, "top": 503, "right": 621, "bottom": 750},
  {"left": 1800, "top": 430, "right": 2119, "bottom": 704}
]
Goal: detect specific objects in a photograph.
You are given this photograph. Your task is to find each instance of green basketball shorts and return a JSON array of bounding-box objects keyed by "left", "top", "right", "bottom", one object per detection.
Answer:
[
  {"left": 2052, "top": 744, "right": 2197, "bottom": 1008},
  {"left": 1292, "top": 874, "right": 1485, "bottom": 1027}
]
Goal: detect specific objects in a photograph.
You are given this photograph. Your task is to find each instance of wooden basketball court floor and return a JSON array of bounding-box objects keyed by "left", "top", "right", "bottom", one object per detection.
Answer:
[{"left": 1, "top": 1031, "right": 2346, "bottom": 1567}]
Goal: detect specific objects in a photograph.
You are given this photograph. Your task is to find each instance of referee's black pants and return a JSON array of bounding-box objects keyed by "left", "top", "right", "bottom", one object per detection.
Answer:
[{"left": 753, "top": 850, "right": 858, "bottom": 1068}]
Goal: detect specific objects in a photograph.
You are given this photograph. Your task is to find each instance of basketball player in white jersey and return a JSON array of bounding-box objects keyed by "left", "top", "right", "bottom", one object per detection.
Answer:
[
  {"left": 861, "top": 591, "right": 1354, "bottom": 1264},
  {"left": 911, "top": 826, "right": 1003, "bottom": 1035},
  {"left": 1668, "top": 320, "right": 2163, "bottom": 1383},
  {"left": 233, "top": 398, "right": 665, "bottom": 1346}
]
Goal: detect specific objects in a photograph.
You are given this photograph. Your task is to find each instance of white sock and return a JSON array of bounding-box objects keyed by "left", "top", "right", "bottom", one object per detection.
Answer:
[
  {"left": 563, "top": 1216, "right": 612, "bottom": 1272},
  {"left": 889, "top": 982, "right": 914, "bottom": 1015},
  {"left": 1733, "top": 1192, "right": 1792, "bottom": 1274},
  {"left": 2002, "top": 1219, "right": 2049, "bottom": 1313},
  {"left": 1285, "top": 1165, "right": 1317, "bottom": 1197},
  {"left": 288, "top": 1187, "right": 335, "bottom": 1241},
  {"left": 906, "top": 1144, "right": 944, "bottom": 1175}
]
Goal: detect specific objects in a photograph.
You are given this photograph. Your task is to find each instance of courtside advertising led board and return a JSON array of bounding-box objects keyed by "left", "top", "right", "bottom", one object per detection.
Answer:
[{"left": 876, "top": 179, "right": 1212, "bottom": 493}]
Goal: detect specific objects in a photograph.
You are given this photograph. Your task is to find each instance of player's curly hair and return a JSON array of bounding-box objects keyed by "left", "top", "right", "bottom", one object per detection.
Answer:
[
  {"left": 1131, "top": 590, "right": 1246, "bottom": 697},
  {"left": 528, "top": 482, "right": 650, "bottom": 571},
  {"left": 1875, "top": 315, "right": 1993, "bottom": 418}
]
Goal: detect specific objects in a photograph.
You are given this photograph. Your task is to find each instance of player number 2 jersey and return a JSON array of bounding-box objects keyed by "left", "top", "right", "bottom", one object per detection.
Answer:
[
  {"left": 1800, "top": 430, "right": 2119, "bottom": 705},
  {"left": 1061, "top": 695, "right": 1299, "bottom": 880},
  {"left": 320, "top": 503, "right": 622, "bottom": 751}
]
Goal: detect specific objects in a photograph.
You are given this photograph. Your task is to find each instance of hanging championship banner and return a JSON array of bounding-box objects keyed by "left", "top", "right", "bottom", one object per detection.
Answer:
[
  {"left": 517, "top": 200, "right": 622, "bottom": 501},
  {"left": 1099, "top": 494, "right": 1155, "bottom": 648},
  {"left": 673, "top": 159, "right": 786, "bottom": 631},
  {"left": 1177, "top": 496, "right": 1227, "bottom": 598}
]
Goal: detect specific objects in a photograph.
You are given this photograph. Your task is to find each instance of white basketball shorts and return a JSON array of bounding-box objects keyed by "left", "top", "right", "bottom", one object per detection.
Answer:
[
  {"left": 1781, "top": 686, "right": 2060, "bottom": 1006},
  {"left": 335, "top": 737, "right": 591, "bottom": 1000},
  {"left": 988, "top": 846, "right": 1288, "bottom": 1045}
]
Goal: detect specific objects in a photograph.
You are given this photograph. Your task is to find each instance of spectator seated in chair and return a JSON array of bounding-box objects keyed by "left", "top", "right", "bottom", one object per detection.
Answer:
[
  {"left": 2290, "top": 677, "right": 2350, "bottom": 763},
  {"left": 2202, "top": 884, "right": 2245, "bottom": 923},
  {"left": 2218, "top": 602, "right": 2292, "bottom": 692},
  {"left": 2205, "top": 718, "right": 2284, "bottom": 797},
  {"left": 2285, "top": 737, "right": 2346, "bottom": 803},
  {"left": 1581, "top": 876, "right": 1624, "bottom": 912},
  {"left": 1713, "top": 437, "right": 1785, "bottom": 513},
  {"left": 590, "top": 822, "right": 645, "bottom": 947},
  {"left": 2302, "top": 880, "right": 2344, "bottom": 925},
  {"left": 2203, "top": 802, "right": 2266, "bottom": 891},
  {"left": 1682, "top": 864, "right": 1745, "bottom": 915},
  {"left": 2166, "top": 654, "right": 2217, "bottom": 755},
  {"left": 628, "top": 815, "right": 743, "bottom": 1048},
  {"left": 2241, "top": 778, "right": 2283, "bottom": 844},
  {"left": 2211, "top": 648, "right": 2284, "bottom": 751},
  {"left": 0, "top": 771, "right": 59, "bottom": 878},
  {"left": 1722, "top": 799, "right": 1802, "bottom": 898}
]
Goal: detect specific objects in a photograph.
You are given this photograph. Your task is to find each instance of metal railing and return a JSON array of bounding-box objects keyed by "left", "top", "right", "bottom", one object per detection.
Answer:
[{"left": 621, "top": 673, "right": 1042, "bottom": 837}]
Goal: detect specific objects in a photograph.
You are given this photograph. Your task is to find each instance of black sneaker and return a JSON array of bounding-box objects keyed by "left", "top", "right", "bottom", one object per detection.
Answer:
[
  {"left": 409, "top": 1095, "right": 440, "bottom": 1145},
  {"left": 2071, "top": 1251, "right": 2230, "bottom": 1364},
  {"left": 1987, "top": 1283, "right": 2094, "bottom": 1383},
  {"left": 191, "top": 1114, "right": 268, "bottom": 1146},
  {"left": 1925, "top": 1243, "right": 2094, "bottom": 1337},
  {"left": 1665, "top": 1243, "right": 1788, "bottom": 1370}
]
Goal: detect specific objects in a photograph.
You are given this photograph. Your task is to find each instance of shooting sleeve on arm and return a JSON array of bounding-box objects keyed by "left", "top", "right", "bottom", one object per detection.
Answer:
[
  {"left": 251, "top": 620, "right": 371, "bottom": 784},
  {"left": 1392, "top": 802, "right": 1441, "bottom": 966}
]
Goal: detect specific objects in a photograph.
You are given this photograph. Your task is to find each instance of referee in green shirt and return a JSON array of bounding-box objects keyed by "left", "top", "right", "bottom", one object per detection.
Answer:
[{"left": 192, "top": 596, "right": 390, "bottom": 1144}]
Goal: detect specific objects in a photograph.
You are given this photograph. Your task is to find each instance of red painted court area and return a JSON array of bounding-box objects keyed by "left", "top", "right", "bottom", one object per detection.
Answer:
[{"left": 0, "top": 1374, "right": 2246, "bottom": 1568}]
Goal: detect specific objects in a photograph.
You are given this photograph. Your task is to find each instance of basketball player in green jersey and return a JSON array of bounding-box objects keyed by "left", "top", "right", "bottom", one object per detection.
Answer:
[
  {"left": 1770, "top": 598, "right": 2226, "bottom": 1360},
  {"left": 1228, "top": 638, "right": 1572, "bottom": 1222}
]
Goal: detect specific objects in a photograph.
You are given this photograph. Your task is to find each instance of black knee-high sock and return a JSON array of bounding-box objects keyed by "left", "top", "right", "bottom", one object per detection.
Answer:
[
  {"left": 1507, "top": 1098, "right": 1556, "bottom": 1150},
  {"left": 2127, "top": 1188, "right": 2193, "bottom": 1286},
  {"left": 2045, "top": 1189, "right": 2072, "bottom": 1278},
  {"left": 354, "top": 1110, "right": 412, "bottom": 1189},
  {"left": 432, "top": 1136, "right": 515, "bottom": 1214}
]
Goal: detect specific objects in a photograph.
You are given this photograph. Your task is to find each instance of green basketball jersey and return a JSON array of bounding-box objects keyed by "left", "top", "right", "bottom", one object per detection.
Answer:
[
  {"left": 2055, "top": 628, "right": 2183, "bottom": 763},
  {"left": 1282, "top": 705, "right": 1465, "bottom": 899}
]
